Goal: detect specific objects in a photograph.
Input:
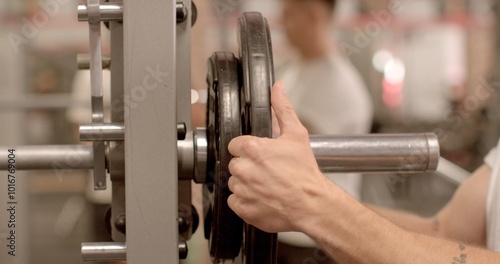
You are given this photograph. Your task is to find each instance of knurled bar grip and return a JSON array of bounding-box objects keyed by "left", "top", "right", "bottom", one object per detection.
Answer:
[{"left": 87, "top": 0, "right": 107, "bottom": 190}]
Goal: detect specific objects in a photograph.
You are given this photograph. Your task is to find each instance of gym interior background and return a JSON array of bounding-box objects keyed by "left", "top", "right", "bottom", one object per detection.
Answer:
[{"left": 0, "top": 0, "right": 498, "bottom": 263}]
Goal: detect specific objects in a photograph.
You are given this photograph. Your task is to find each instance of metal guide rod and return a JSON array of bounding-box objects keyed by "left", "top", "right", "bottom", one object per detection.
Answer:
[
  {"left": 80, "top": 123, "right": 187, "bottom": 141},
  {"left": 78, "top": 3, "right": 124, "bottom": 22},
  {"left": 80, "top": 123, "right": 125, "bottom": 141},
  {"left": 78, "top": 2, "right": 188, "bottom": 23},
  {"left": 77, "top": 53, "right": 111, "bottom": 70},
  {"left": 81, "top": 242, "right": 127, "bottom": 261},
  {"left": 81, "top": 242, "right": 188, "bottom": 261},
  {"left": 0, "top": 145, "right": 93, "bottom": 170}
]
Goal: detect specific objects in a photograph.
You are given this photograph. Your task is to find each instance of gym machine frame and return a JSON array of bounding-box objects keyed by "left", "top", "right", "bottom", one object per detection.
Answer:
[{"left": 0, "top": 1, "right": 442, "bottom": 263}]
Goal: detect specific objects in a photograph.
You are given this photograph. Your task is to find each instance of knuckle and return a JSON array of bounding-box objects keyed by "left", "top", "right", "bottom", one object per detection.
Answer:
[
  {"left": 229, "top": 161, "right": 244, "bottom": 177},
  {"left": 242, "top": 139, "right": 260, "bottom": 159},
  {"left": 227, "top": 195, "right": 237, "bottom": 211},
  {"left": 238, "top": 207, "right": 251, "bottom": 221},
  {"left": 227, "top": 176, "right": 235, "bottom": 191},
  {"left": 228, "top": 177, "right": 242, "bottom": 195},
  {"left": 297, "top": 126, "right": 309, "bottom": 137},
  {"left": 230, "top": 199, "right": 247, "bottom": 219},
  {"left": 283, "top": 101, "right": 295, "bottom": 112},
  {"left": 231, "top": 184, "right": 242, "bottom": 197},
  {"left": 296, "top": 126, "right": 310, "bottom": 141},
  {"left": 228, "top": 158, "right": 238, "bottom": 174}
]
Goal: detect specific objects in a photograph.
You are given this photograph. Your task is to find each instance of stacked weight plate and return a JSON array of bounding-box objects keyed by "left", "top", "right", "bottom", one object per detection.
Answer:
[{"left": 204, "top": 12, "right": 277, "bottom": 264}]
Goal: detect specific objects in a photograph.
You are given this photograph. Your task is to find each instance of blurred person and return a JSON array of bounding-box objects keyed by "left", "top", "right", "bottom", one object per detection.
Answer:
[
  {"left": 277, "top": 0, "right": 373, "bottom": 262},
  {"left": 227, "top": 82, "right": 500, "bottom": 264},
  {"left": 278, "top": 0, "right": 372, "bottom": 198}
]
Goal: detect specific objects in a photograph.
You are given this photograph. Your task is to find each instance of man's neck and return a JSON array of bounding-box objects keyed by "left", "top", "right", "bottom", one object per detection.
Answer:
[{"left": 299, "top": 34, "right": 335, "bottom": 62}]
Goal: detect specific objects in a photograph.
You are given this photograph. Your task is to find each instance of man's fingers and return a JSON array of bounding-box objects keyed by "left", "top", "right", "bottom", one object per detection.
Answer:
[
  {"left": 228, "top": 135, "right": 262, "bottom": 160},
  {"left": 271, "top": 81, "right": 306, "bottom": 138},
  {"left": 228, "top": 135, "right": 254, "bottom": 157},
  {"left": 228, "top": 157, "right": 245, "bottom": 180},
  {"left": 228, "top": 194, "right": 252, "bottom": 223},
  {"left": 227, "top": 194, "right": 238, "bottom": 212},
  {"left": 228, "top": 176, "right": 236, "bottom": 192},
  {"left": 271, "top": 108, "right": 281, "bottom": 137}
]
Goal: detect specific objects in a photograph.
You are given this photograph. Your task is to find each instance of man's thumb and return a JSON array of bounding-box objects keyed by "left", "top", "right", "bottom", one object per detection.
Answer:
[{"left": 271, "top": 81, "right": 304, "bottom": 137}]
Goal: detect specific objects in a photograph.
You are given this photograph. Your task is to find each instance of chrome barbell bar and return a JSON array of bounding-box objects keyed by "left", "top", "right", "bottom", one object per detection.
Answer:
[{"left": 0, "top": 129, "right": 440, "bottom": 178}]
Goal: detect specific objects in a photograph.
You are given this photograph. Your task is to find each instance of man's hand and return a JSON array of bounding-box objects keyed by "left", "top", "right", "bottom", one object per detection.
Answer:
[
  {"left": 227, "top": 81, "right": 331, "bottom": 233},
  {"left": 227, "top": 83, "right": 500, "bottom": 264}
]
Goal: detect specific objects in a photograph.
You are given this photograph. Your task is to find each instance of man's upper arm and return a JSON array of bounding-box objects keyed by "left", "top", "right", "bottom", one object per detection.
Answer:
[{"left": 436, "top": 164, "right": 491, "bottom": 247}]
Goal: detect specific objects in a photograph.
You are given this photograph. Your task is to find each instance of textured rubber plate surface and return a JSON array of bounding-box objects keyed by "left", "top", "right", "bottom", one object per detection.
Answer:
[
  {"left": 204, "top": 52, "right": 244, "bottom": 261},
  {"left": 238, "top": 12, "right": 278, "bottom": 264}
]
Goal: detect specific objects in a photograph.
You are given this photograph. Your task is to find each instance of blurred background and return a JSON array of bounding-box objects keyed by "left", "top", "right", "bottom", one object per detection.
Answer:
[{"left": 0, "top": 0, "right": 499, "bottom": 263}]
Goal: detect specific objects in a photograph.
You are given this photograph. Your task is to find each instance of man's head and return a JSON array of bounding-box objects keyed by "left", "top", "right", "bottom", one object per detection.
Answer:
[
  {"left": 318, "top": 0, "right": 337, "bottom": 16},
  {"left": 282, "top": 0, "right": 337, "bottom": 54}
]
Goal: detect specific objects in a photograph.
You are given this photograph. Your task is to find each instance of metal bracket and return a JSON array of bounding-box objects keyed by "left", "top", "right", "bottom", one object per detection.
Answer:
[{"left": 87, "top": 0, "right": 107, "bottom": 190}]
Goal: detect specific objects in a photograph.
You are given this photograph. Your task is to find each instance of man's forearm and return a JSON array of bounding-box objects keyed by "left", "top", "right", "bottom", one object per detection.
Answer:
[
  {"left": 365, "top": 204, "right": 438, "bottom": 236},
  {"left": 300, "top": 182, "right": 499, "bottom": 264}
]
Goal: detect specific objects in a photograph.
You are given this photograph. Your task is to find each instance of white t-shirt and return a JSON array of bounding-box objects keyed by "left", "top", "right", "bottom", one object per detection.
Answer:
[
  {"left": 279, "top": 53, "right": 373, "bottom": 198},
  {"left": 485, "top": 140, "right": 500, "bottom": 251},
  {"left": 277, "top": 53, "right": 373, "bottom": 247}
]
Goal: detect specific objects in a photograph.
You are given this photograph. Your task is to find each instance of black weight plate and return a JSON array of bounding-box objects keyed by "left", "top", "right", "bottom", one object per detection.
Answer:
[
  {"left": 238, "top": 12, "right": 274, "bottom": 138},
  {"left": 204, "top": 52, "right": 244, "bottom": 261},
  {"left": 237, "top": 12, "right": 278, "bottom": 264}
]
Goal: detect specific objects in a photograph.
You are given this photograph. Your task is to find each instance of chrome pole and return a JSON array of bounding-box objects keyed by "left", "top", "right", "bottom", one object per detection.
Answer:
[
  {"left": 78, "top": 3, "right": 124, "bottom": 22},
  {"left": 80, "top": 123, "right": 125, "bottom": 141},
  {"left": 0, "top": 145, "right": 93, "bottom": 170},
  {"left": 81, "top": 242, "right": 126, "bottom": 262}
]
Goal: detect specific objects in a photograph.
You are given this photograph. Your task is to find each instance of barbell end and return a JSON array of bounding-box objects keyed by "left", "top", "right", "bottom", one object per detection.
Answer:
[{"left": 424, "top": 133, "right": 440, "bottom": 172}]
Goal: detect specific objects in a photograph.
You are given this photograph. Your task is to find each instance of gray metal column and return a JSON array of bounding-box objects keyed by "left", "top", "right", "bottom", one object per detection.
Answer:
[
  {"left": 123, "top": 0, "right": 178, "bottom": 263},
  {"left": 177, "top": 0, "right": 193, "bottom": 242},
  {"left": 109, "top": 0, "right": 126, "bottom": 243}
]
